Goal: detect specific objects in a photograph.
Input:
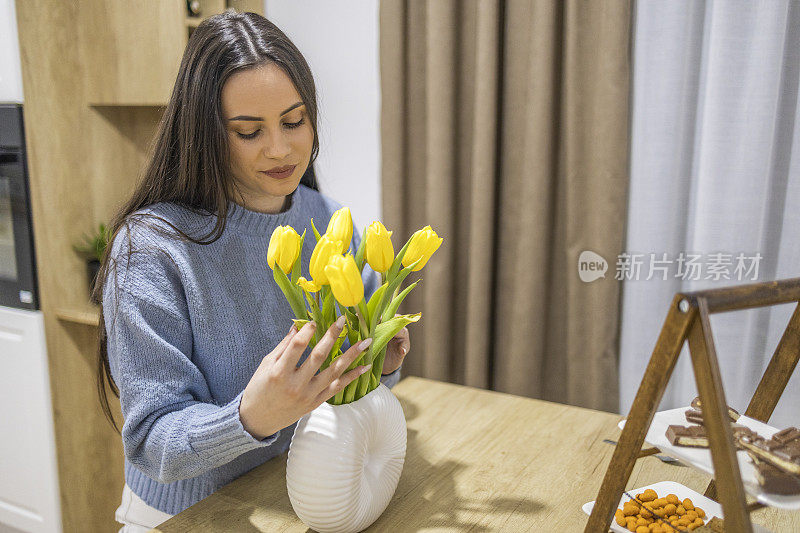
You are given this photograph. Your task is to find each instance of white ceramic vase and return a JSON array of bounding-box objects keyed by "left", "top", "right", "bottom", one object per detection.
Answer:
[{"left": 286, "top": 382, "right": 407, "bottom": 533}]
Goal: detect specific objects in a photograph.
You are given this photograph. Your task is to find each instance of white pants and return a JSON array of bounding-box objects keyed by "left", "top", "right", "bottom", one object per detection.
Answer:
[{"left": 115, "top": 483, "right": 175, "bottom": 532}]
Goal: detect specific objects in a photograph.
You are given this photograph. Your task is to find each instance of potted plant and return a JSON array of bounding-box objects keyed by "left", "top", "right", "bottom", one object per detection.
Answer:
[
  {"left": 268, "top": 207, "right": 441, "bottom": 533},
  {"left": 72, "top": 222, "right": 110, "bottom": 304}
]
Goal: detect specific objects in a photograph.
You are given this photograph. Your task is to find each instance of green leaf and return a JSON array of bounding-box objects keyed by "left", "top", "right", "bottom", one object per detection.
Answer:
[
  {"left": 356, "top": 301, "right": 370, "bottom": 338},
  {"left": 303, "top": 290, "right": 322, "bottom": 340},
  {"left": 367, "top": 282, "right": 388, "bottom": 323},
  {"left": 342, "top": 306, "right": 360, "bottom": 346},
  {"left": 387, "top": 238, "right": 412, "bottom": 279},
  {"left": 372, "top": 313, "right": 421, "bottom": 356},
  {"left": 274, "top": 266, "right": 308, "bottom": 319},
  {"left": 292, "top": 318, "right": 310, "bottom": 331},
  {"left": 291, "top": 229, "right": 306, "bottom": 284},
  {"left": 311, "top": 218, "right": 322, "bottom": 242},
  {"left": 322, "top": 286, "right": 335, "bottom": 324},
  {"left": 74, "top": 221, "right": 111, "bottom": 262},
  {"left": 370, "top": 258, "right": 421, "bottom": 333},
  {"left": 354, "top": 226, "right": 368, "bottom": 271},
  {"left": 382, "top": 279, "right": 419, "bottom": 322},
  {"left": 331, "top": 325, "right": 348, "bottom": 358}
]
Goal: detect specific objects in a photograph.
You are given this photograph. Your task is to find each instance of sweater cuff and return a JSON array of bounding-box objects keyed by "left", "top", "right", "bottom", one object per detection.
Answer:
[
  {"left": 381, "top": 362, "right": 402, "bottom": 376},
  {"left": 188, "top": 390, "right": 280, "bottom": 466},
  {"left": 380, "top": 365, "right": 402, "bottom": 389}
]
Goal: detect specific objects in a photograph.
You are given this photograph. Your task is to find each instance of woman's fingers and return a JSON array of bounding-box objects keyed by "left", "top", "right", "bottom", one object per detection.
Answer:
[
  {"left": 268, "top": 325, "right": 297, "bottom": 361},
  {"left": 276, "top": 321, "right": 316, "bottom": 371},
  {"left": 392, "top": 327, "right": 410, "bottom": 353},
  {"left": 312, "top": 337, "right": 372, "bottom": 392},
  {"left": 298, "top": 315, "right": 347, "bottom": 380},
  {"left": 314, "top": 363, "right": 372, "bottom": 405}
]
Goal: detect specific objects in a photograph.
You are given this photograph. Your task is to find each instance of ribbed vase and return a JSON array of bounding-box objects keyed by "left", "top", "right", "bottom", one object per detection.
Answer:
[{"left": 286, "top": 383, "right": 407, "bottom": 533}]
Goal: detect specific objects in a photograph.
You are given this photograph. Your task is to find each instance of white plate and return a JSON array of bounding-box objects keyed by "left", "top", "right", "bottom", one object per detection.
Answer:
[
  {"left": 618, "top": 408, "right": 800, "bottom": 510},
  {"left": 582, "top": 480, "right": 771, "bottom": 532}
]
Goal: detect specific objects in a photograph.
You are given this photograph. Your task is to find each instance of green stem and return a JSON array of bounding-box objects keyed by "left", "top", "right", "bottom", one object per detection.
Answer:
[
  {"left": 355, "top": 300, "right": 378, "bottom": 399},
  {"left": 333, "top": 388, "right": 344, "bottom": 405},
  {"left": 371, "top": 344, "right": 388, "bottom": 386},
  {"left": 343, "top": 372, "right": 360, "bottom": 403},
  {"left": 355, "top": 304, "right": 370, "bottom": 340}
]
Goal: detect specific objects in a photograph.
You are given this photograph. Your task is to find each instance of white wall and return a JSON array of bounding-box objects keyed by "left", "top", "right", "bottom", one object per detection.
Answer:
[
  {"left": 0, "top": 0, "right": 25, "bottom": 103},
  {"left": 264, "top": 0, "right": 382, "bottom": 234}
]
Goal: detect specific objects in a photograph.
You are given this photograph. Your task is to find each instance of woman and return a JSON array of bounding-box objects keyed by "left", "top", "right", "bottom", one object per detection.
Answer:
[{"left": 95, "top": 11, "right": 410, "bottom": 531}]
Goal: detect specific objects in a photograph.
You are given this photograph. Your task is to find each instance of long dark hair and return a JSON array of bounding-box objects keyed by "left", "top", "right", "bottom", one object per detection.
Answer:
[{"left": 95, "top": 11, "right": 321, "bottom": 433}]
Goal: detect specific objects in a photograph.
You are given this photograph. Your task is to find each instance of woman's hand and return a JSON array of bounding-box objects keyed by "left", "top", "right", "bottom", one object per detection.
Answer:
[
  {"left": 382, "top": 320, "right": 410, "bottom": 375},
  {"left": 239, "top": 318, "right": 373, "bottom": 440}
]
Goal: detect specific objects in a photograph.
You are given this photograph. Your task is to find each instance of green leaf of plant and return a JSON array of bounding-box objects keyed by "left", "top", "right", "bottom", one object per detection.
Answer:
[
  {"left": 382, "top": 279, "right": 419, "bottom": 322},
  {"left": 292, "top": 318, "right": 310, "bottom": 331},
  {"left": 291, "top": 229, "right": 306, "bottom": 284},
  {"left": 303, "top": 290, "right": 322, "bottom": 337},
  {"left": 274, "top": 266, "right": 308, "bottom": 319},
  {"left": 322, "top": 286, "right": 335, "bottom": 324},
  {"left": 354, "top": 226, "right": 367, "bottom": 271},
  {"left": 370, "top": 258, "right": 421, "bottom": 332},
  {"left": 372, "top": 313, "right": 421, "bottom": 355},
  {"left": 387, "top": 238, "right": 412, "bottom": 279},
  {"left": 322, "top": 327, "right": 349, "bottom": 370},
  {"left": 367, "top": 282, "right": 388, "bottom": 323},
  {"left": 310, "top": 218, "right": 322, "bottom": 242},
  {"left": 357, "top": 299, "right": 371, "bottom": 334}
]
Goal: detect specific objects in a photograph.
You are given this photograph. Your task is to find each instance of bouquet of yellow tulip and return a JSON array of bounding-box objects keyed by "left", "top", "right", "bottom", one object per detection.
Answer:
[{"left": 267, "top": 206, "right": 442, "bottom": 405}]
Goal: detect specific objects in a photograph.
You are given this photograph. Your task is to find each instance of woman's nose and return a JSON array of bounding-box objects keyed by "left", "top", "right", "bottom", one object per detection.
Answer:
[{"left": 262, "top": 131, "right": 291, "bottom": 160}]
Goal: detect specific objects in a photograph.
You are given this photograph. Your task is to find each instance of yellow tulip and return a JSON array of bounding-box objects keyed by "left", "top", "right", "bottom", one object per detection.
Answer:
[
  {"left": 402, "top": 225, "right": 443, "bottom": 271},
  {"left": 324, "top": 254, "right": 364, "bottom": 307},
  {"left": 326, "top": 206, "right": 353, "bottom": 253},
  {"left": 267, "top": 225, "right": 302, "bottom": 274},
  {"left": 364, "top": 221, "right": 394, "bottom": 273},
  {"left": 297, "top": 276, "right": 320, "bottom": 293},
  {"left": 309, "top": 234, "right": 343, "bottom": 285}
]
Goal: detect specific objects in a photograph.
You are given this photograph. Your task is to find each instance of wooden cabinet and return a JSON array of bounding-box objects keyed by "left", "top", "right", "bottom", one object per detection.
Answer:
[
  {"left": 14, "top": 1, "right": 264, "bottom": 532},
  {"left": 82, "top": 2, "right": 186, "bottom": 106},
  {"left": 83, "top": 0, "right": 264, "bottom": 106}
]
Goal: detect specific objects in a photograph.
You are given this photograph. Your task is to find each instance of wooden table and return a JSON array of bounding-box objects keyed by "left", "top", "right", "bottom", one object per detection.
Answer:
[{"left": 154, "top": 377, "right": 799, "bottom": 532}]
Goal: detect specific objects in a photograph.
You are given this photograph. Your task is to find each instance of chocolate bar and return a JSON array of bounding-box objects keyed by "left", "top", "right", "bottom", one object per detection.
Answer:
[
  {"left": 738, "top": 427, "right": 800, "bottom": 475},
  {"left": 685, "top": 407, "right": 741, "bottom": 424},
  {"left": 748, "top": 452, "right": 800, "bottom": 495},
  {"left": 731, "top": 425, "right": 759, "bottom": 445},
  {"left": 688, "top": 396, "right": 741, "bottom": 422},
  {"left": 685, "top": 409, "right": 704, "bottom": 424},
  {"left": 667, "top": 424, "right": 709, "bottom": 447},
  {"left": 667, "top": 424, "right": 757, "bottom": 450}
]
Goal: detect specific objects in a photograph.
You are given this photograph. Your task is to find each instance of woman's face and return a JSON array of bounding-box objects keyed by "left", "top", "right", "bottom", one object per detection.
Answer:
[{"left": 221, "top": 62, "right": 314, "bottom": 213}]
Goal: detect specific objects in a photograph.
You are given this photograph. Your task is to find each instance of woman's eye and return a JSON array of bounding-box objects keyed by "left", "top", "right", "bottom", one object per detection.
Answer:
[
  {"left": 235, "top": 118, "right": 305, "bottom": 139},
  {"left": 237, "top": 130, "right": 261, "bottom": 140},
  {"left": 284, "top": 118, "right": 305, "bottom": 129}
]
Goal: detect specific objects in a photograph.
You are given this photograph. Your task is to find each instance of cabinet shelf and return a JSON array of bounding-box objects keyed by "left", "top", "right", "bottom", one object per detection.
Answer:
[{"left": 55, "top": 307, "right": 100, "bottom": 327}]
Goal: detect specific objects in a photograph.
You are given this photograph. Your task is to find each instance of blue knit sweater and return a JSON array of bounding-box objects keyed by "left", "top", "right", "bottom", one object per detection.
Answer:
[{"left": 103, "top": 184, "right": 401, "bottom": 515}]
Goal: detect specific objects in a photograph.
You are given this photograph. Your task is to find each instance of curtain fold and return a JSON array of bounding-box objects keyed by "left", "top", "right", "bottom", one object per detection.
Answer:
[{"left": 381, "top": 0, "right": 631, "bottom": 411}]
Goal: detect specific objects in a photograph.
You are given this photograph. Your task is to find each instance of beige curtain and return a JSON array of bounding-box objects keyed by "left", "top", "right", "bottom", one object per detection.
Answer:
[{"left": 380, "top": 0, "right": 631, "bottom": 412}]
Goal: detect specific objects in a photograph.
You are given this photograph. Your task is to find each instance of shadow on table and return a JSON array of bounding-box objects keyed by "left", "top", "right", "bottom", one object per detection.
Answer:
[{"left": 363, "top": 396, "right": 547, "bottom": 532}]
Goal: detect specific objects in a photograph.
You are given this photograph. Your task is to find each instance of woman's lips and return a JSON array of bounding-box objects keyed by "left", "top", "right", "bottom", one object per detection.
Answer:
[{"left": 261, "top": 165, "right": 296, "bottom": 179}]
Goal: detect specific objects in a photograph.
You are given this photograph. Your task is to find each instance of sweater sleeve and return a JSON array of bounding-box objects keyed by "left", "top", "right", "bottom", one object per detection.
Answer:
[{"left": 104, "top": 228, "right": 280, "bottom": 484}]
